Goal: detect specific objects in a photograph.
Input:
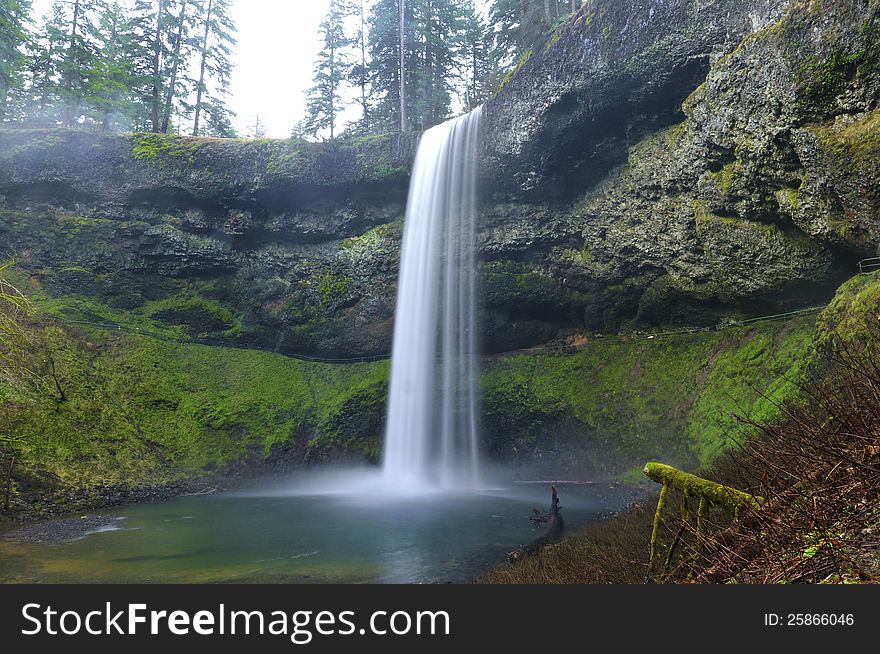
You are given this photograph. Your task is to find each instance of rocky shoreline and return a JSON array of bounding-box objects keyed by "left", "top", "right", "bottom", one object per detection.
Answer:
[{"left": 0, "top": 477, "right": 226, "bottom": 534}]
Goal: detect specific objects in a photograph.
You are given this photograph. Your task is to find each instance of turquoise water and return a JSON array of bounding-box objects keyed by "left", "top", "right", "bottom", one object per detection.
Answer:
[{"left": 0, "top": 476, "right": 634, "bottom": 583}]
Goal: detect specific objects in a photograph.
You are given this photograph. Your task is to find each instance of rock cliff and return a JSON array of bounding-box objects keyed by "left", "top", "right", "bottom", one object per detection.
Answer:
[{"left": 2, "top": 1, "right": 877, "bottom": 357}]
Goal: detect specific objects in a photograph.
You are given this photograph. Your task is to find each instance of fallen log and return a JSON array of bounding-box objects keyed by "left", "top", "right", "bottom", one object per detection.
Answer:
[
  {"left": 509, "top": 485, "right": 564, "bottom": 563},
  {"left": 643, "top": 462, "right": 764, "bottom": 576},
  {"left": 643, "top": 462, "right": 763, "bottom": 513}
]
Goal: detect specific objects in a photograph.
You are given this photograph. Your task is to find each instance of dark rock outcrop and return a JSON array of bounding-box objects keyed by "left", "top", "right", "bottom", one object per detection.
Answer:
[{"left": 1, "top": 0, "right": 878, "bottom": 356}]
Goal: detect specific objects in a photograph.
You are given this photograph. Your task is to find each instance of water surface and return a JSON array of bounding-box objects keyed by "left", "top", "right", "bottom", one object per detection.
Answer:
[{"left": 0, "top": 477, "right": 635, "bottom": 583}]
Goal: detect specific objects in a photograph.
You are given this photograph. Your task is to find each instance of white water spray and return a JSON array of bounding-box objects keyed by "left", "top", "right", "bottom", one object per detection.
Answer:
[{"left": 382, "top": 108, "right": 483, "bottom": 492}]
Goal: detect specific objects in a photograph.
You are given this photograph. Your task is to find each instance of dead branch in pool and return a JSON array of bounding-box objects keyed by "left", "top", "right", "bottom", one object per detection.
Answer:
[{"left": 509, "top": 485, "right": 564, "bottom": 563}]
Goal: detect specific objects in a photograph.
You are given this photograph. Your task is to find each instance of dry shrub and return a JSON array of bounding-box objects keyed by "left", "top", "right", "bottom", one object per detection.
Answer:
[{"left": 485, "top": 324, "right": 880, "bottom": 584}]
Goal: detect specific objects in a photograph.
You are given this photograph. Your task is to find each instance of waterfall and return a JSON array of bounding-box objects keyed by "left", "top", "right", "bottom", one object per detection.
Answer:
[{"left": 382, "top": 107, "right": 483, "bottom": 492}]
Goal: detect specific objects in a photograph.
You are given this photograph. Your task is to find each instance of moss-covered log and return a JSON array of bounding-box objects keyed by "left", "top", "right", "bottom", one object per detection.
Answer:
[{"left": 643, "top": 462, "right": 763, "bottom": 513}]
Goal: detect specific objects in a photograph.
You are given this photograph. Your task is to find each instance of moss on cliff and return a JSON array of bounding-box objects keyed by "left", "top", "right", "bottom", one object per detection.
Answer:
[
  {"left": 147, "top": 293, "right": 241, "bottom": 337},
  {"left": 812, "top": 109, "right": 880, "bottom": 177},
  {"left": 1, "top": 321, "right": 389, "bottom": 491},
  {"left": 481, "top": 316, "right": 816, "bottom": 478},
  {"left": 814, "top": 270, "right": 880, "bottom": 354}
]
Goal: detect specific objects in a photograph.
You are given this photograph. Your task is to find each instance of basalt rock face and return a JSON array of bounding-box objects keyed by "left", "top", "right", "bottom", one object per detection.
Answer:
[
  {"left": 0, "top": 131, "right": 413, "bottom": 357},
  {"left": 1, "top": 0, "right": 879, "bottom": 357},
  {"left": 480, "top": 0, "right": 880, "bottom": 343},
  {"left": 482, "top": 0, "right": 794, "bottom": 197}
]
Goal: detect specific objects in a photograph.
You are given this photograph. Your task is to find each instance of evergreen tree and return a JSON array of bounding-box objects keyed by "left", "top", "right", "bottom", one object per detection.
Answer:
[
  {"left": 244, "top": 113, "right": 265, "bottom": 138},
  {"left": 409, "top": 0, "right": 467, "bottom": 130},
  {"left": 0, "top": 0, "right": 33, "bottom": 120},
  {"left": 27, "top": 2, "right": 68, "bottom": 122},
  {"left": 488, "top": 0, "right": 578, "bottom": 69},
  {"left": 57, "top": 0, "right": 102, "bottom": 125},
  {"left": 367, "top": 0, "right": 408, "bottom": 131},
  {"left": 191, "top": 0, "right": 236, "bottom": 136},
  {"left": 130, "top": 0, "right": 179, "bottom": 132},
  {"left": 367, "top": 0, "right": 471, "bottom": 132},
  {"left": 348, "top": 0, "right": 370, "bottom": 129},
  {"left": 458, "top": 1, "right": 492, "bottom": 111},
  {"left": 90, "top": 2, "right": 142, "bottom": 130},
  {"left": 130, "top": 0, "right": 163, "bottom": 131},
  {"left": 303, "top": 0, "right": 353, "bottom": 139}
]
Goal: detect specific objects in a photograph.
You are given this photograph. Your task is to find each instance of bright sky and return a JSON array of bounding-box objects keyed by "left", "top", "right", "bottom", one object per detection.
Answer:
[{"left": 31, "top": 0, "right": 491, "bottom": 138}]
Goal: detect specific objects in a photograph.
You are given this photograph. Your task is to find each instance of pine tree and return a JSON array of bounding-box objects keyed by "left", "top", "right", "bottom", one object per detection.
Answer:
[
  {"left": 90, "top": 2, "right": 141, "bottom": 130},
  {"left": 367, "top": 0, "right": 407, "bottom": 131},
  {"left": 57, "top": 0, "right": 102, "bottom": 125},
  {"left": 245, "top": 113, "right": 265, "bottom": 138},
  {"left": 458, "top": 1, "right": 492, "bottom": 111},
  {"left": 368, "top": 0, "right": 470, "bottom": 132},
  {"left": 191, "top": 0, "right": 236, "bottom": 136},
  {"left": 0, "top": 0, "right": 33, "bottom": 121},
  {"left": 410, "top": 0, "right": 466, "bottom": 130},
  {"left": 160, "top": 0, "right": 202, "bottom": 133},
  {"left": 348, "top": 0, "right": 370, "bottom": 129},
  {"left": 488, "top": 0, "right": 576, "bottom": 69},
  {"left": 27, "top": 2, "right": 68, "bottom": 122},
  {"left": 130, "top": 0, "right": 178, "bottom": 132},
  {"left": 303, "top": 0, "right": 353, "bottom": 140}
]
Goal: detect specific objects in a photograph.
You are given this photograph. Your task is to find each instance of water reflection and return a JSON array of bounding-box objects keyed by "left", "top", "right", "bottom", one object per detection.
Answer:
[{"left": 0, "top": 475, "right": 638, "bottom": 584}]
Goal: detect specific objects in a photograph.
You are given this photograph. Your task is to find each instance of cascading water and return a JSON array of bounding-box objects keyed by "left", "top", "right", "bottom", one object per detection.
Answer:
[{"left": 382, "top": 107, "right": 483, "bottom": 492}]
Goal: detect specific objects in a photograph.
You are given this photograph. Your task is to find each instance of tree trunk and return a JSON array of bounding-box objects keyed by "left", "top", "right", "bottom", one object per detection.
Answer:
[
  {"left": 399, "top": 0, "right": 407, "bottom": 132},
  {"left": 151, "top": 0, "right": 165, "bottom": 132},
  {"left": 63, "top": 0, "right": 81, "bottom": 126},
  {"left": 571, "top": 0, "right": 578, "bottom": 13},
  {"left": 359, "top": 0, "right": 368, "bottom": 125},
  {"left": 329, "top": 40, "right": 336, "bottom": 140},
  {"left": 192, "top": 0, "right": 214, "bottom": 136},
  {"left": 48, "top": 354, "right": 66, "bottom": 402},
  {"left": 544, "top": 0, "right": 552, "bottom": 23},
  {"left": 161, "top": 0, "right": 188, "bottom": 134},
  {"left": 423, "top": 2, "right": 432, "bottom": 128},
  {"left": 103, "top": 14, "right": 120, "bottom": 130}
]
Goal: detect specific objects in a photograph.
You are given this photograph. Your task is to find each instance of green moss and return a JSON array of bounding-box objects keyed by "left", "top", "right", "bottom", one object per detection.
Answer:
[
  {"left": 340, "top": 222, "right": 400, "bottom": 253},
  {"left": 1, "top": 318, "right": 389, "bottom": 488},
  {"left": 710, "top": 160, "right": 744, "bottom": 196},
  {"left": 482, "top": 260, "right": 578, "bottom": 309},
  {"left": 811, "top": 109, "right": 880, "bottom": 177},
  {"left": 147, "top": 293, "right": 239, "bottom": 337},
  {"left": 495, "top": 49, "right": 534, "bottom": 97},
  {"left": 814, "top": 271, "right": 880, "bottom": 354},
  {"left": 318, "top": 274, "right": 352, "bottom": 306},
  {"left": 686, "top": 319, "right": 812, "bottom": 464},
  {"left": 694, "top": 203, "right": 776, "bottom": 240},
  {"left": 132, "top": 133, "right": 207, "bottom": 163},
  {"left": 797, "top": 46, "right": 870, "bottom": 115},
  {"left": 482, "top": 317, "right": 816, "bottom": 476},
  {"left": 665, "top": 123, "right": 686, "bottom": 149},
  {"left": 564, "top": 245, "right": 593, "bottom": 266},
  {"left": 544, "top": 29, "right": 562, "bottom": 53}
]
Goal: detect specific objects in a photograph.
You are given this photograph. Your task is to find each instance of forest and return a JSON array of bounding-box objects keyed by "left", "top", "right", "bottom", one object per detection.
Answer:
[{"left": 0, "top": 0, "right": 580, "bottom": 137}]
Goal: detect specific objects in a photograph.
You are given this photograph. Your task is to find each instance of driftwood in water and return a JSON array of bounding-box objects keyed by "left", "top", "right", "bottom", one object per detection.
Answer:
[{"left": 509, "top": 485, "right": 564, "bottom": 563}]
